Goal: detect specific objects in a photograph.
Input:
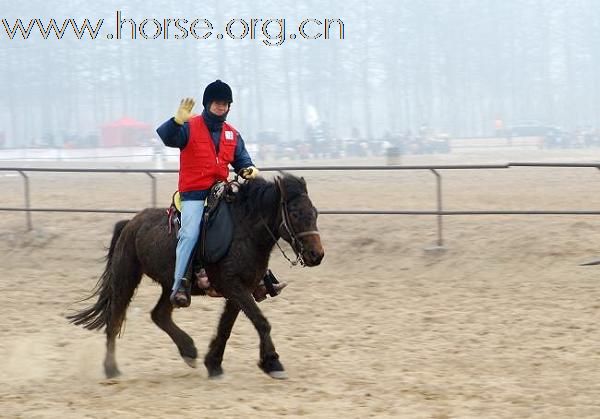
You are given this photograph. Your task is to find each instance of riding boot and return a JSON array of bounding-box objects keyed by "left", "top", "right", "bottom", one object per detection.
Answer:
[{"left": 170, "top": 277, "right": 192, "bottom": 308}]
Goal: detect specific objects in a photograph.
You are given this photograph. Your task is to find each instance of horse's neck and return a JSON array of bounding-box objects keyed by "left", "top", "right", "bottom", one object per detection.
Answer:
[{"left": 245, "top": 185, "right": 281, "bottom": 248}]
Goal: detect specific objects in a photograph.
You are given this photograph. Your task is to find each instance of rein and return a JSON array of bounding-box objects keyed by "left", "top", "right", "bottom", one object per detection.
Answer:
[
  {"left": 260, "top": 178, "right": 320, "bottom": 267},
  {"left": 260, "top": 216, "right": 303, "bottom": 266},
  {"left": 236, "top": 175, "right": 319, "bottom": 267}
]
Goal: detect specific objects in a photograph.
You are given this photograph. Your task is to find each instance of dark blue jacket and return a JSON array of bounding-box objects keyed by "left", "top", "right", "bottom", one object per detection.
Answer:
[{"left": 156, "top": 110, "right": 254, "bottom": 200}]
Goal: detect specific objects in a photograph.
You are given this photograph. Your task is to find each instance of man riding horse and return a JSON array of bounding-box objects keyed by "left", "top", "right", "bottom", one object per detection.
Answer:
[{"left": 156, "top": 80, "right": 284, "bottom": 308}]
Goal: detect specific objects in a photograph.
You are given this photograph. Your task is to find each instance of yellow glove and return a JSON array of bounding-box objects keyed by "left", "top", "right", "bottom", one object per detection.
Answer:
[
  {"left": 174, "top": 97, "right": 195, "bottom": 125},
  {"left": 240, "top": 166, "right": 260, "bottom": 179}
]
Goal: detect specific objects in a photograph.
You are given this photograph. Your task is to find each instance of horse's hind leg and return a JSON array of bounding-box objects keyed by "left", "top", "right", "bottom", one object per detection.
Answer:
[
  {"left": 104, "top": 330, "right": 121, "bottom": 378},
  {"left": 204, "top": 299, "right": 240, "bottom": 378},
  {"left": 151, "top": 285, "right": 198, "bottom": 368},
  {"left": 226, "top": 284, "right": 287, "bottom": 379}
]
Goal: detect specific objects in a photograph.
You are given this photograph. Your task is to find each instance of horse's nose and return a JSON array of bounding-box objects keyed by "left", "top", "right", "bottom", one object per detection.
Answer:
[{"left": 309, "top": 249, "right": 324, "bottom": 265}]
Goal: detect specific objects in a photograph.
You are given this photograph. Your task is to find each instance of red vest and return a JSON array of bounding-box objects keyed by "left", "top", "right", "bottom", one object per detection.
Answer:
[{"left": 179, "top": 115, "right": 238, "bottom": 192}]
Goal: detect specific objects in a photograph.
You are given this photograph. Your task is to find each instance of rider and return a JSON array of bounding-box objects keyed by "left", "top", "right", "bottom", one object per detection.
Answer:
[{"left": 156, "top": 79, "right": 277, "bottom": 308}]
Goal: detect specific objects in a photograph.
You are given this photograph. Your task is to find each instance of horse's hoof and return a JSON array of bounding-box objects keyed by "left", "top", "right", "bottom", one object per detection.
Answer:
[
  {"left": 104, "top": 367, "right": 121, "bottom": 379},
  {"left": 267, "top": 370, "right": 288, "bottom": 380},
  {"left": 183, "top": 356, "right": 197, "bottom": 368},
  {"left": 204, "top": 362, "right": 223, "bottom": 378},
  {"left": 207, "top": 365, "right": 224, "bottom": 379},
  {"left": 258, "top": 356, "right": 286, "bottom": 379}
]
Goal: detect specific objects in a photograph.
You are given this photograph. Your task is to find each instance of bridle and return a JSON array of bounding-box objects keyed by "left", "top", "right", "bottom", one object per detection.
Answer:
[{"left": 260, "top": 177, "right": 320, "bottom": 266}]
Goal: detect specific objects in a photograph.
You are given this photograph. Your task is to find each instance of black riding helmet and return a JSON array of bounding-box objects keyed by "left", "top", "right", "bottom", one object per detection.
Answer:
[{"left": 202, "top": 80, "right": 233, "bottom": 108}]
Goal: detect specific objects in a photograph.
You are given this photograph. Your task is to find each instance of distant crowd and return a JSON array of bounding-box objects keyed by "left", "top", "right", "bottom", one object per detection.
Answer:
[{"left": 3, "top": 124, "right": 600, "bottom": 160}]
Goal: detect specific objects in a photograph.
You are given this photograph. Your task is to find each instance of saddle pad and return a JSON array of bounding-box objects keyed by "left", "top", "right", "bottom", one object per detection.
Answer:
[{"left": 200, "top": 199, "right": 234, "bottom": 263}]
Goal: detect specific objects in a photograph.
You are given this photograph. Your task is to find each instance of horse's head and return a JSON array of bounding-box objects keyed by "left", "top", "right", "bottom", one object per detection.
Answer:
[{"left": 276, "top": 174, "right": 324, "bottom": 267}]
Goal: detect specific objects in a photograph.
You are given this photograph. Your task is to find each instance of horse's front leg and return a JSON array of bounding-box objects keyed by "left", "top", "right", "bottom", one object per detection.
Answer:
[
  {"left": 151, "top": 284, "right": 198, "bottom": 368},
  {"left": 204, "top": 298, "right": 240, "bottom": 378},
  {"left": 225, "top": 282, "right": 287, "bottom": 379}
]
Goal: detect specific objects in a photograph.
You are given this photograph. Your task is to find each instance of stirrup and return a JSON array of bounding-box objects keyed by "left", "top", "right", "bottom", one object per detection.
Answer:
[{"left": 253, "top": 270, "right": 287, "bottom": 302}]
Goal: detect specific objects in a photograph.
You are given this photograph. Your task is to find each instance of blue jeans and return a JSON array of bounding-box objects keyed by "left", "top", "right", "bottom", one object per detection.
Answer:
[{"left": 173, "top": 199, "right": 205, "bottom": 292}]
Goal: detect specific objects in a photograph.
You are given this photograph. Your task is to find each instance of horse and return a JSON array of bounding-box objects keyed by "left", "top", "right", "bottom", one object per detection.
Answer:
[{"left": 67, "top": 173, "right": 324, "bottom": 379}]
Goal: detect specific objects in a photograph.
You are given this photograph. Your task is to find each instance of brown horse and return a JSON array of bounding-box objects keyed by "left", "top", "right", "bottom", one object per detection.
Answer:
[{"left": 68, "top": 173, "right": 324, "bottom": 379}]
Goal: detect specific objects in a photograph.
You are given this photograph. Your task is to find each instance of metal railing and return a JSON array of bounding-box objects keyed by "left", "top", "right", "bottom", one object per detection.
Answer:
[{"left": 2, "top": 163, "right": 600, "bottom": 248}]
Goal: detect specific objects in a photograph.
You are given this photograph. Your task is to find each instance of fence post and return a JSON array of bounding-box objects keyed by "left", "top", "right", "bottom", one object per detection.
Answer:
[
  {"left": 17, "top": 170, "right": 32, "bottom": 231},
  {"left": 429, "top": 169, "right": 445, "bottom": 249},
  {"left": 146, "top": 172, "right": 157, "bottom": 207}
]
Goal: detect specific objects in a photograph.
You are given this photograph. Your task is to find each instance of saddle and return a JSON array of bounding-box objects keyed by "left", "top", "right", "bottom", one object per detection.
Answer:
[
  {"left": 166, "top": 181, "right": 287, "bottom": 302},
  {"left": 167, "top": 181, "right": 235, "bottom": 265}
]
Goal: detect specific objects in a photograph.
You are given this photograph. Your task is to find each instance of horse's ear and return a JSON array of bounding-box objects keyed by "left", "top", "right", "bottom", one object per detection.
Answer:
[{"left": 300, "top": 176, "right": 306, "bottom": 186}]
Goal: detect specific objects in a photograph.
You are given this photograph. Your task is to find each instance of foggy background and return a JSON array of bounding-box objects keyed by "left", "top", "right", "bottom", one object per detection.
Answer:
[{"left": 1, "top": 0, "right": 600, "bottom": 150}]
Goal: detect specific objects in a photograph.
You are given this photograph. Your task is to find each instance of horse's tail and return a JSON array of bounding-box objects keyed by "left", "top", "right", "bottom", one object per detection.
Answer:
[
  {"left": 68, "top": 219, "right": 139, "bottom": 333},
  {"left": 107, "top": 219, "right": 129, "bottom": 260}
]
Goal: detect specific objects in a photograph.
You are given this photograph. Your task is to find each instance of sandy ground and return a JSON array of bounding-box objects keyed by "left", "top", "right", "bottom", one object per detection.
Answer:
[{"left": 1, "top": 150, "right": 600, "bottom": 418}]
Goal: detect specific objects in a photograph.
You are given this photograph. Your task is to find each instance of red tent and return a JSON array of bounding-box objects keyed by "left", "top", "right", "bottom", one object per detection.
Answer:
[{"left": 100, "top": 117, "right": 153, "bottom": 147}]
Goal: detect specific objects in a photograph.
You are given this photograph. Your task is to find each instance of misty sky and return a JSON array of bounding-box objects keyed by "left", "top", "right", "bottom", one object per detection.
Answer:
[{"left": 1, "top": 0, "right": 599, "bottom": 146}]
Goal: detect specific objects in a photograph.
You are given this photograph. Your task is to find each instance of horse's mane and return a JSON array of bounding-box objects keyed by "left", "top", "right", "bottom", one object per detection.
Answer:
[{"left": 233, "top": 173, "right": 307, "bottom": 221}]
